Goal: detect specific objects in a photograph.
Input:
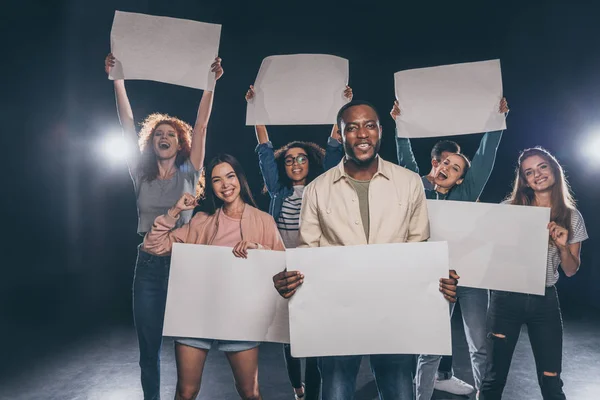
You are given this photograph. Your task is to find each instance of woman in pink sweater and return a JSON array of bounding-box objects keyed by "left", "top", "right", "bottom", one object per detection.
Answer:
[{"left": 144, "top": 153, "right": 284, "bottom": 400}]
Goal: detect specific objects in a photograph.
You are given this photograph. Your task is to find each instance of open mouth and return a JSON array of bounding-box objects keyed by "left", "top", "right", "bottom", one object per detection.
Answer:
[
  {"left": 292, "top": 168, "right": 302, "bottom": 173},
  {"left": 158, "top": 142, "right": 171, "bottom": 150},
  {"left": 222, "top": 189, "right": 234, "bottom": 197},
  {"left": 437, "top": 171, "right": 448, "bottom": 180},
  {"left": 356, "top": 143, "right": 371, "bottom": 151},
  {"left": 535, "top": 177, "right": 548, "bottom": 185}
]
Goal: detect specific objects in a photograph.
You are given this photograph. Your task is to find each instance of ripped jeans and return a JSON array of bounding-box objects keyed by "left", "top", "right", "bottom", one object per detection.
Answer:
[{"left": 479, "top": 286, "right": 566, "bottom": 400}]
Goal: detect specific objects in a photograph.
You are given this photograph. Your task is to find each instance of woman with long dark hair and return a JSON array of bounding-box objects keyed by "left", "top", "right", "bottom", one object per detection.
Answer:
[
  {"left": 479, "top": 147, "right": 588, "bottom": 400},
  {"left": 245, "top": 85, "right": 352, "bottom": 399},
  {"left": 104, "top": 53, "right": 222, "bottom": 400},
  {"left": 144, "top": 154, "right": 285, "bottom": 400}
]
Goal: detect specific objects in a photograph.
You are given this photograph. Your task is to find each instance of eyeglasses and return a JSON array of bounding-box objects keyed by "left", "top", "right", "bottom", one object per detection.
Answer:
[{"left": 284, "top": 155, "right": 308, "bottom": 166}]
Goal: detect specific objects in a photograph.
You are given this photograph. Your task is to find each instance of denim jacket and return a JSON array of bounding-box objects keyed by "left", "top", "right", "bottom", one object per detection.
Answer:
[{"left": 256, "top": 137, "right": 344, "bottom": 220}]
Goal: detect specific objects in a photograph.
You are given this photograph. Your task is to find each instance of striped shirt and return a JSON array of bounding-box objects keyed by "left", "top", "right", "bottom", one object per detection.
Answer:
[
  {"left": 277, "top": 185, "right": 305, "bottom": 249},
  {"left": 546, "top": 208, "right": 588, "bottom": 286}
]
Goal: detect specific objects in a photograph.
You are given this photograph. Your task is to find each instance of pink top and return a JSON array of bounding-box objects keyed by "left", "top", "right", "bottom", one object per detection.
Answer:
[{"left": 211, "top": 212, "right": 242, "bottom": 247}]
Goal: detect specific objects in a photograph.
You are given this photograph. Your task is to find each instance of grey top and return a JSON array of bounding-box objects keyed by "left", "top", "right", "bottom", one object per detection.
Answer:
[
  {"left": 347, "top": 176, "right": 371, "bottom": 242},
  {"left": 130, "top": 158, "right": 201, "bottom": 234}
]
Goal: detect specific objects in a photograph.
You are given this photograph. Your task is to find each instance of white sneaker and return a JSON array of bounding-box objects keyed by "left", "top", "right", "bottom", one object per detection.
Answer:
[{"left": 434, "top": 376, "right": 475, "bottom": 395}]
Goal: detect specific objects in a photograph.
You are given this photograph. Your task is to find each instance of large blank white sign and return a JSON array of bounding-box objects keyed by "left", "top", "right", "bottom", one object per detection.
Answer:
[
  {"left": 246, "top": 54, "right": 349, "bottom": 125},
  {"left": 286, "top": 243, "right": 452, "bottom": 358},
  {"left": 427, "top": 200, "right": 550, "bottom": 295},
  {"left": 163, "top": 244, "right": 290, "bottom": 343},
  {"left": 394, "top": 59, "right": 506, "bottom": 138},
  {"left": 109, "top": 11, "right": 221, "bottom": 90}
]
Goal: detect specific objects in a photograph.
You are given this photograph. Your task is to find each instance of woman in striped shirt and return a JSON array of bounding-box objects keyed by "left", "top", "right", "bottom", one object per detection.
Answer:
[
  {"left": 480, "top": 147, "right": 588, "bottom": 400},
  {"left": 246, "top": 85, "right": 352, "bottom": 399}
]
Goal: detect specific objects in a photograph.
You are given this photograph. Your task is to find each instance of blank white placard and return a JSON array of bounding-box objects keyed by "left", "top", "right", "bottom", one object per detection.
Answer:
[
  {"left": 286, "top": 242, "right": 452, "bottom": 358},
  {"left": 394, "top": 60, "right": 506, "bottom": 138},
  {"left": 427, "top": 200, "right": 550, "bottom": 295},
  {"left": 163, "top": 244, "right": 290, "bottom": 343},
  {"left": 109, "top": 11, "right": 221, "bottom": 90},
  {"left": 246, "top": 54, "right": 349, "bottom": 125}
]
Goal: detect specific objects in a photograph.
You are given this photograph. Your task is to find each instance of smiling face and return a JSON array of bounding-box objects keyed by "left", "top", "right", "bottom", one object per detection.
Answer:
[
  {"left": 433, "top": 154, "right": 468, "bottom": 189},
  {"left": 284, "top": 147, "right": 309, "bottom": 185},
  {"left": 211, "top": 162, "right": 241, "bottom": 205},
  {"left": 341, "top": 105, "right": 382, "bottom": 165},
  {"left": 521, "top": 154, "right": 556, "bottom": 193},
  {"left": 152, "top": 123, "right": 181, "bottom": 160}
]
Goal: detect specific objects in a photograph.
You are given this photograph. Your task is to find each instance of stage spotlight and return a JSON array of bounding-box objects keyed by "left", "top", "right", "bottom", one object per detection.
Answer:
[
  {"left": 101, "top": 134, "right": 130, "bottom": 164},
  {"left": 583, "top": 132, "right": 600, "bottom": 163}
]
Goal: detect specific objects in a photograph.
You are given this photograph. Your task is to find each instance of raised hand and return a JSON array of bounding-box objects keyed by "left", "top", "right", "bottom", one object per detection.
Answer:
[
  {"left": 105, "top": 53, "right": 116, "bottom": 75},
  {"left": 390, "top": 100, "right": 401, "bottom": 121},
  {"left": 245, "top": 85, "right": 255, "bottom": 102},
  {"left": 168, "top": 193, "right": 197, "bottom": 218},
  {"left": 499, "top": 97, "right": 509, "bottom": 113},
  {"left": 211, "top": 57, "right": 224, "bottom": 81},
  {"left": 344, "top": 85, "right": 353, "bottom": 102}
]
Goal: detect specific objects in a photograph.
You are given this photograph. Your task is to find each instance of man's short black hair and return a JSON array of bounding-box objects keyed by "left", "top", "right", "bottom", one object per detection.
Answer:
[
  {"left": 431, "top": 140, "right": 461, "bottom": 161},
  {"left": 336, "top": 100, "right": 381, "bottom": 129}
]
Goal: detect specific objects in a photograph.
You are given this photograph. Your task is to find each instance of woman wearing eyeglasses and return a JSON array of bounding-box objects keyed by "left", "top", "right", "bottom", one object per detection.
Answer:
[{"left": 245, "top": 84, "right": 352, "bottom": 399}]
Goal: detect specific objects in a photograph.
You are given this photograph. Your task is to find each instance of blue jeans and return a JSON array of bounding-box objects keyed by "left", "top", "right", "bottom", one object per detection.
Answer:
[
  {"left": 132, "top": 245, "right": 171, "bottom": 400},
  {"left": 416, "top": 286, "right": 489, "bottom": 399},
  {"left": 319, "top": 354, "right": 414, "bottom": 400}
]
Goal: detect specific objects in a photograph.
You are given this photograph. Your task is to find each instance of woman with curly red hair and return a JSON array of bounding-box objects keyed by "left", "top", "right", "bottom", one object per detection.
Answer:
[{"left": 105, "top": 53, "right": 223, "bottom": 400}]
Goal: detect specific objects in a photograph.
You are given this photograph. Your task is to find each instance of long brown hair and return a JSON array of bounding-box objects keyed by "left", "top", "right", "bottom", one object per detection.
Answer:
[
  {"left": 195, "top": 154, "right": 257, "bottom": 216},
  {"left": 506, "top": 147, "right": 575, "bottom": 238}
]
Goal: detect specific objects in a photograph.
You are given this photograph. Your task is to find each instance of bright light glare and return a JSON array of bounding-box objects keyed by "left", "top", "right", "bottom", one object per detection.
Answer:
[
  {"left": 101, "top": 135, "right": 129, "bottom": 163},
  {"left": 582, "top": 132, "right": 600, "bottom": 162}
]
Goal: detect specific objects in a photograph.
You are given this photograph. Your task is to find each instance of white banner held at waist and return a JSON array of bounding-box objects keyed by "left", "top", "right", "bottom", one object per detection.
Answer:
[
  {"left": 286, "top": 242, "right": 452, "bottom": 358},
  {"left": 109, "top": 11, "right": 221, "bottom": 90},
  {"left": 246, "top": 54, "right": 349, "bottom": 126},
  {"left": 163, "top": 244, "right": 290, "bottom": 343},
  {"left": 427, "top": 200, "right": 550, "bottom": 295},
  {"left": 394, "top": 59, "right": 506, "bottom": 138}
]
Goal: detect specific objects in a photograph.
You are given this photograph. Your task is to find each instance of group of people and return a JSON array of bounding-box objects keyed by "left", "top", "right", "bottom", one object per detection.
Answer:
[{"left": 105, "top": 53, "right": 587, "bottom": 400}]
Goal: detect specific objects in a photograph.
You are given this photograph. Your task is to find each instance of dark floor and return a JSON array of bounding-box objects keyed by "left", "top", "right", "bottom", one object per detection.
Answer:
[{"left": 1, "top": 305, "right": 599, "bottom": 400}]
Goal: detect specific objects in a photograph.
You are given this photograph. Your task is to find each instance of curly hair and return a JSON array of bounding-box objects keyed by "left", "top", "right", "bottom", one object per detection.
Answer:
[
  {"left": 263, "top": 141, "right": 326, "bottom": 194},
  {"left": 137, "top": 113, "right": 193, "bottom": 182}
]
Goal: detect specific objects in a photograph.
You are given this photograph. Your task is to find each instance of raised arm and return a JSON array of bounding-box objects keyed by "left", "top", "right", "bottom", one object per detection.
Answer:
[
  {"left": 189, "top": 57, "right": 224, "bottom": 171},
  {"left": 323, "top": 85, "right": 353, "bottom": 171},
  {"left": 246, "top": 85, "right": 281, "bottom": 194},
  {"left": 143, "top": 193, "right": 196, "bottom": 255},
  {"left": 390, "top": 100, "right": 419, "bottom": 174},
  {"left": 452, "top": 98, "right": 509, "bottom": 201},
  {"left": 105, "top": 53, "right": 139, "bottom": 167}
]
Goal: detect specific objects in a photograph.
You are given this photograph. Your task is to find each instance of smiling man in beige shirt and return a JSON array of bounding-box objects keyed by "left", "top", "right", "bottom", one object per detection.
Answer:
[{"left": 273, "top": 100, "right": 459, "bottom": 400}]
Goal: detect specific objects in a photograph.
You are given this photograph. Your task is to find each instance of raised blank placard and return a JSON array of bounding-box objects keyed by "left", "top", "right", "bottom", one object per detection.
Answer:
[
  {"left": 394, "top": 60, "right": 506, "bottom": 138},
  {"left": 427, "top": 200, "right": 550, "bottom": 295},
  {"left": 286, "top": 243, "right": 451, "bottom": 358},
  {"left": 109, "top": 11, "right": 221, "bottom": 90},
  {"left": 246, "top": 54, "right": 349, "bottom": 126},
  {"left": 163, "top": 244, "right": 290, "bottom": 343}
]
